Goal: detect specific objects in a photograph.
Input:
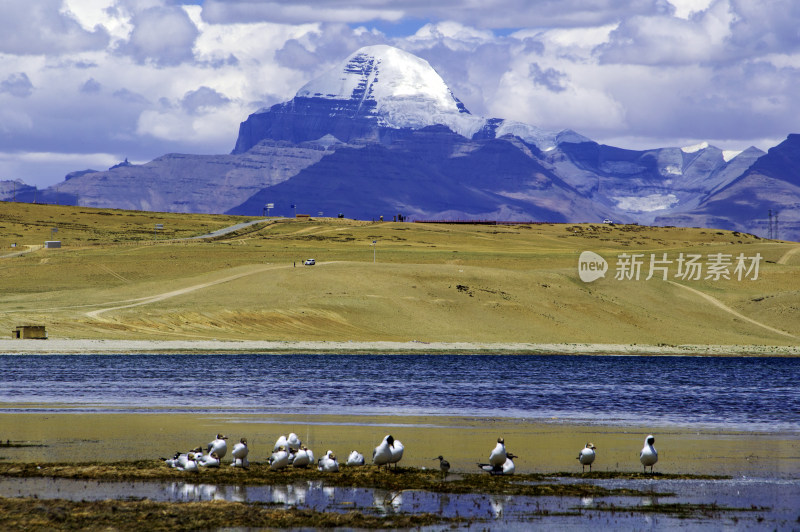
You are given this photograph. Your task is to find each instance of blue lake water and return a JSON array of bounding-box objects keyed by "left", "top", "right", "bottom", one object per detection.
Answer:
[{"left": 0, "top": 354, "right": 798, "bottom": 432}]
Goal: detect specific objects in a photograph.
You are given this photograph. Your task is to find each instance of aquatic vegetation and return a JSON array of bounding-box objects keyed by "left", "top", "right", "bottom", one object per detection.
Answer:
[
  {"left": 0, "top": 461, "right": 692, "bottom": 498},
  {"left": 548, "top": 471, "right": 730, "bottom": 481},
  {"left": 0, "top": 497, "right": 458, "bottom": 531},
  {"left": 0, "top": 462, "right": 785, "bottom": 528},
  {"left": 587, "top": 501, "right": 770, "bottom": 519}
]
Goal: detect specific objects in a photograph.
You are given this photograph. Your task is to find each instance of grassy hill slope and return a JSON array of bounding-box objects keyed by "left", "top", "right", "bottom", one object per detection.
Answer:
[{"left": 1, "top": 203, "right": 797, "bottom": 346}]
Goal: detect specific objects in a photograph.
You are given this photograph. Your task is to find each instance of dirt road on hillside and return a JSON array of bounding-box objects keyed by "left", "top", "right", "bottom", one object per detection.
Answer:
[
  {"left": 666, "top": 280, "right": 796, "bottom": 339},
  {"left": 85, "top": 262, "right": 333, "bottom": 320}
]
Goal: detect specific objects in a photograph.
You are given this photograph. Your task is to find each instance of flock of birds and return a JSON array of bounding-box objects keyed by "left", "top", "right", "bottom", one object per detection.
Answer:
[
  {"left": 163, "top": 432, "right": 660, "bottom": 476},
  {"left": 162, "top": 433, "right": 403, "bottom": 473}
]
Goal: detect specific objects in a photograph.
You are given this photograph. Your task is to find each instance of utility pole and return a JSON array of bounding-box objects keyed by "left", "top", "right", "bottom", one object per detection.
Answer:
[
  {"left": 775, "top": 211, "right": 779, "bottom": 240},
  {"left": 768, "top": 210, "right": 773, "bottom": 239}
]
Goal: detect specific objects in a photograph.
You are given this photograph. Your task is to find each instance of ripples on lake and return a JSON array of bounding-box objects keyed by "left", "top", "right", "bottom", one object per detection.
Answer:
[{"left": 1, "top": 354, "right": 797, "bottom": 431}]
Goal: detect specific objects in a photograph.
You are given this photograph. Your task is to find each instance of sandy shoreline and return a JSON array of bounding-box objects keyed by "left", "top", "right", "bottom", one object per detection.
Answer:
[{"left": 0, "top": 338, "right": 798, "bottom": 356}]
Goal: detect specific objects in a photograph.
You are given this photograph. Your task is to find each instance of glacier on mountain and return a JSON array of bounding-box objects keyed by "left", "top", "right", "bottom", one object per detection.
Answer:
[
  {"left": 296, "top": 44, "right": 486, "bottom": 139},
  {"left": 243, "top": 44, "right": 579, "bottom": 152}
]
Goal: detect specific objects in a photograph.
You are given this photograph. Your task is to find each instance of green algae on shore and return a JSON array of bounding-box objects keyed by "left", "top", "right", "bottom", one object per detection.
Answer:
[{"left": 0, "top": 460, "right": 717, "bottom": 498}]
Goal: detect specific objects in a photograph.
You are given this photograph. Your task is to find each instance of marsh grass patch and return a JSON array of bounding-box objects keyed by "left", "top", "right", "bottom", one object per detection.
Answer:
[
  {"left": 0, "top": 461, "right": 711, "bottom": 498},
  {"left": 0, "top": 497, "right": 459, "bottom": 531}
]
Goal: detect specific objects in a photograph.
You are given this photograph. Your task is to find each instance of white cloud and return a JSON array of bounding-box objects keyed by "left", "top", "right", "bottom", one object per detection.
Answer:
[
  {"left": 0, "top": 0, "right": 110, "bottom": 55},
  {"left": 408, "top": 21, "right": 495, "bottom": 51},
  {"left": 199, "top": 0, "right": 666, "bottom": 28},
  {"left": 201, "top": 0, "right": 403, "bottom": 25},
  {"left": 181, "top": 86, "right": 232, "bottom": 114},
  {"left": 668, "top": 0, "right": 714, "bottom": 19},
  {"left": 597, "top": 1, "right": 736, "bottom": 65},
  {"left": 0, "top": 0, "right": 798, "bottom": 188},
  {"left": 491, "top": 62, "right": 627, "bottom": 134},
  {"left": 0, "top": 151, "right": 119, "bottom": 186},
  {"left": 0, "top": 108, "right": 34, "bottom": 135},
  {"left": 0, "top": 73, "right": 34, "bottom": 97},
  {"left": 61, "top": 0, "right": 133, "bottom": 42},
  {"left": 118, "top": 5, "right": 199, "bottom": 65}
]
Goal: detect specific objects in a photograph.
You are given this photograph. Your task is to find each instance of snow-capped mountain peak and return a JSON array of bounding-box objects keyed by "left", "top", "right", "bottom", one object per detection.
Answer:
[
  {"left": 296, "top": 45, "right": 486, "bottom": 138},
  {"left": 681, "top": 141, "right": 709, "bottom": 153}
]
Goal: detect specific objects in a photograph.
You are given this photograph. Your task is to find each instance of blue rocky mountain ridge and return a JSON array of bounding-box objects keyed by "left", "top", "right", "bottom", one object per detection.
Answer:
[{"left": 5, "top": 44, "right": 797, "bottom": 241}]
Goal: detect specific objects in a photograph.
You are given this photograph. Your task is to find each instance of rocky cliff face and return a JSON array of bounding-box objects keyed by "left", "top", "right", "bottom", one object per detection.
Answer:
[
  {"left": 230, "top": 125, "right": 606, "bottom": 222},
  {"left": 36, "top": 140, "right": 332, "bottom": 213},
  {"left": 548, "top": 141, "right": 766, "bottom": 224},
  {"left": 655, "top": 135, "right": 800, "bottom": 240},
  {"left": 0, "top": 180, "right": 38, "bottom": 203}
]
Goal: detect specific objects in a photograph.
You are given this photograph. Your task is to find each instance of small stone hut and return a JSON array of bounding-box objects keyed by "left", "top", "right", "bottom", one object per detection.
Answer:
[{"left": 12, "top": 325, "right": 47, "bottom": 339}]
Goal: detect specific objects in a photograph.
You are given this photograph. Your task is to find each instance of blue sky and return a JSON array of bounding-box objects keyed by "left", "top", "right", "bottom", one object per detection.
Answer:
[{"left": 1, "top": 0, "right": 798, "bottom": 187}]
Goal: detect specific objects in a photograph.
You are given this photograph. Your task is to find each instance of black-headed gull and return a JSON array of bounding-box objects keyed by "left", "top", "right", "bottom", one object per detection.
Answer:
[
  {"left": 178, "top": 452, "right": 199, "bottom": 472},
  {"left": 162, "top": 451, "right": 180, "bottom": 468},
  {"left": 231, "top": 438, "right": 249, "bottom": 468},
  {"left": 373, "top": 434, "right": 394, "bottom": 468},
  {"left": 502, "top": 453, "right": 516, "bottom": 475},
  {"left": 389, "top": 438, "right": 404, "bottom": 469},
  {"left": 479, "top": 452, "right": 517, "bottom": 475},
  {"left": 269, "top": 446, "right": 290, "bottom": 470},
  {"left": 286, "top": 433, "right": 301, "bottom": 452},
  {"left": 207, "top": 434, "right": 228, "bottom": 459},
  {"left": 346, "top": 450, "right": 365, "bottom": 466},
  {"left": 199, "top": 452, "right": 221, "bottom": 468},
  {"left": 489, "top": 437, "right": 507, "bottom": 467},
  {"left": 172, "top": 446, "right": 203, "bottom": 469},
  {"left": 318, "top": 450, "right": 339, "bottom": 472},
  {"left": 639, "top": 435, "right": 658, "bottom": 473},
  {"left": 577, "top": 442, "right": 596, "bottom": 472},
  {"left": 292, "top": 446, "right": 312, "bottom": 468},
  {"left": 273, "top": 435, "right": 288, "bottom": 452}
]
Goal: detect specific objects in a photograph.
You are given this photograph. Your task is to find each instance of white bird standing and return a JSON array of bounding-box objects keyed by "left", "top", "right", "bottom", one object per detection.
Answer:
[
  {"left": 346, "top": 450, "right": 365, "bottom": 466},
  {"left": 231, "top": 438, "right": 249, "bottom": 468},
  {"left": 269, "top": 446, "right": 290, "bottom": 470},
  {"left": 489, "top": 437, "right": 507, "bottom": 467},
  {"left": 389, "top": 439, "right": 404, "bottom": 469},
  {"left": 640, "top": 435, "right": 658, "bottom": 473},
  {"left": 577, "top": 443, "right": 597, "bottom": 472},
  {"left": 207, "top": 434, "right": 228, "bottom": 460},
  {"left": 292, "top": 446, "right": 312, "bottom": 468},
  {"left": 318, "top": 450, "right": 339, "bottom": 472},
  {"left": 373, "top": 435, "right": 394, "bottom": 468}
]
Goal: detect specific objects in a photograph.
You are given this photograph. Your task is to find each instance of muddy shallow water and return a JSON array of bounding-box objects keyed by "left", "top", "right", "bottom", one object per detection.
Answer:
[{"left": 0, "top": 473, "right": 797, "bottom": 529}]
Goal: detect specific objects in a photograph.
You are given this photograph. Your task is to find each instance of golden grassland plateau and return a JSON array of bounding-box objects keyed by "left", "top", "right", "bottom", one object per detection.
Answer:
[{"left": 0, "top": 202, "right": 798, "bottom": 349}]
